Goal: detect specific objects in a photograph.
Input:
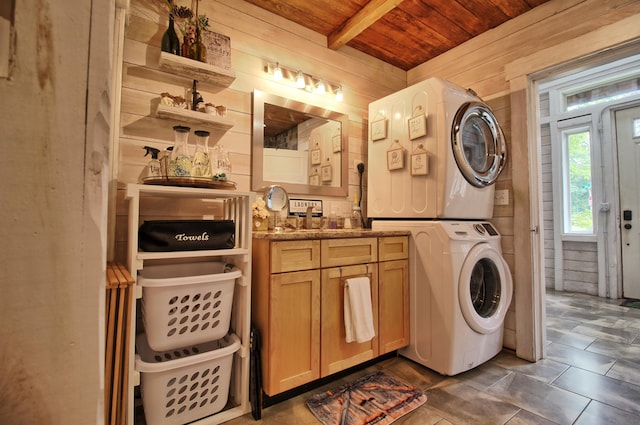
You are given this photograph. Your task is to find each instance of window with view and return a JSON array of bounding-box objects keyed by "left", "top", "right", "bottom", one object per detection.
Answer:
[
  {"left": 565, "top": 76, "right": 640, "bottom": 111},
  {"left": 562, "top": 128, "right": 593, "bottom": 234}
]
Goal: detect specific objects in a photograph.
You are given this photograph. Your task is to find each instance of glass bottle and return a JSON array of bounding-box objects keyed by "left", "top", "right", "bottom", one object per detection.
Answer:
[
  {"left": 190, "top": 27, "right": 207, "bottom": 62},
  {"left": 212, "top": 144, "right": 231, "bottom": 178},
  {"left": 181, "top": 35, "right": 191, "bottom": 58},
  {"left": 191, "top": 130, "right": 212, "bottom": 178},
  {"left": 161, "top": 14, "right": 180, "bottom": 55},
  {"left": 169, "top": 125, "right": 192, "bottom": 177}
]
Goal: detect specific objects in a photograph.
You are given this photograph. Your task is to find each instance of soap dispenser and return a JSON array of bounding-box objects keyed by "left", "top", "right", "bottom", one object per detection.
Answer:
[{"left": 351, "top": 193, "right": 363, "bottom": 229}]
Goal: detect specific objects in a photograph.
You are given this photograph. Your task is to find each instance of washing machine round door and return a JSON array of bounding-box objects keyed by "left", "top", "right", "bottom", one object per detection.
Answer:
[
  {"left": 451, "top": 102, "right": 507, "bottom": 188},
  {"left": 458, "top": 243, "right": 513, "bottom": 334}
]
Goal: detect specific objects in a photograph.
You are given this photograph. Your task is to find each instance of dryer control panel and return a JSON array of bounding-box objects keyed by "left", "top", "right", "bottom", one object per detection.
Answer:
[{"left": 474, "top": 222, "right": 498, "bottom": 236}]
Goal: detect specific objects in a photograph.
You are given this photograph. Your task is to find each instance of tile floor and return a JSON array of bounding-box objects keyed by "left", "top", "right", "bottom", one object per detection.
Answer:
[{"left": 224, "top": 290, "right": 640, "bottom": 425}]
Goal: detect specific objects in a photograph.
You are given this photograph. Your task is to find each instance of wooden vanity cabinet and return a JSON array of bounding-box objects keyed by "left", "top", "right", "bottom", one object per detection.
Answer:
[{"left": 252, "top": 234, "right": 408, "bottom": 397}]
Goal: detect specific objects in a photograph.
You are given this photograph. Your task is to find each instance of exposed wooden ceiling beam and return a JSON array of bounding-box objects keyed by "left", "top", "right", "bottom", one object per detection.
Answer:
[{"left": 327, "top": 0, "right": 405, "bottom": 50}]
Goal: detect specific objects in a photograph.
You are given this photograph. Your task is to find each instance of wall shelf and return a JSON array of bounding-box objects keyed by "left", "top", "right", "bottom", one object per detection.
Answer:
[
  {"left": 158, "top": 52, "right": 236, "bottom": 87},
  {"left": 155, "top": 103, "right": 234, "bottom": 129}
]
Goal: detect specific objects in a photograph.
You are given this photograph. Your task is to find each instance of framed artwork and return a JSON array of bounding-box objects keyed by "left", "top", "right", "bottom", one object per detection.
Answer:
[
  {"left": 408, "top": 114, "right": 427, "bottom": 140},
  {"left": 332, "top": 135, "right": 342, "bottom": 153},
  {"left": 309, "top": 174, "right": 320, "bottom": 185},
  {"left": 311, "top": 149, "right": 321, "bottom": 165},
  {"left": 321, "top": 164, "right": 333, "bottom": 182},
  {"left": 371, "top": 118, "right": 387, "bottom": 141},
  {"left": 386, "top": 141, "right": 404, "bottom": 171},
  {"left": 411, "top": 151, "right": 428, "bottom": 176}
]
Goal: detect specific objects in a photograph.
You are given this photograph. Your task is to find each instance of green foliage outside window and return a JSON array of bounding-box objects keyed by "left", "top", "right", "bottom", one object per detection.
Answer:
[{"left": 566, "top": 130, "right": 593, "bottom": 233}]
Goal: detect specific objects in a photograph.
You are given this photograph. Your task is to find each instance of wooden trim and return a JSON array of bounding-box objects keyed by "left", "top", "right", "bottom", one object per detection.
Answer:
[
  {"left": 505, "top": 14, "right": 640, "bottom": 82},
  {"left": 510, "top": 84, "right": 539, "bottom": 362},
  {"left": 327, "top": 0, "right": 404, "bottom": 50}
]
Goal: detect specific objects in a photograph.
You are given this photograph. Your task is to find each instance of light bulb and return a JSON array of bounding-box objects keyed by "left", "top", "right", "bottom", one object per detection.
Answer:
[
  {"left": 273, "top": 63, "right": 283, "bottom": 81},
  {"left": 335, "top": 86, "right": 343, "bottom": 102},
  {"left": 316, "top": 80, "right": 326, "bottom": 95},
  {"left": 296, "top": 71, "right": 305, "bottom": 88}
]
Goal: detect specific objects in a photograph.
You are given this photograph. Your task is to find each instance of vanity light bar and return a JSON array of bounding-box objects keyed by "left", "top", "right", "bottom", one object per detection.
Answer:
[{"left": 264, "top": 62, "right": 343, "bottom": 101}]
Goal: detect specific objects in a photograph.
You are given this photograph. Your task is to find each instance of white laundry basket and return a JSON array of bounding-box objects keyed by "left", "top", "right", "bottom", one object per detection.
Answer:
[
  {"left": 138, "top": 261, "right": 241, "bottom": 351},
  {"left": 136, "top": 332, "right": 241, "bottom": 425}
]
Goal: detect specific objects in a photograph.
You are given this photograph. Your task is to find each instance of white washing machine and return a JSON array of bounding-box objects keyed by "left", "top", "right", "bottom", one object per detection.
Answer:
[
  {"left": 367, "top": 77, "right": 507, "bottom": 220},
  {"left": 373, "top": 220, "right": 513, "bottom": 376}
]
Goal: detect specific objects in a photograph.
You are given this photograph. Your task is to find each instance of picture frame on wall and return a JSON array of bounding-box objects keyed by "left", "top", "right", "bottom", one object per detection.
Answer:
[
  {"left": 411, "top": 146, "right": 429, "bottom": 176},
  {"left": 321, "top": 164, "right": 333, "bottom": 182},
  {"left": 408, "top": 113, "right": 427, "bottom": 140},
  {"left": 332, "top": 135, "right": 342, "bottom": 153},
  {"left": 386, "top": 140, "right": 404, "bottom": 171},
  {"left": 371, "top": 118, "right": 387, "bottom": 141},
  {"left": 311, "top": 149, "right": 321, "bottom": 165}
]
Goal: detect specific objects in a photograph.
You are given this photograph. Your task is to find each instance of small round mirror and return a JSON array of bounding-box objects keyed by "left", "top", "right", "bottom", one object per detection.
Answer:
[{"left": 265, "top": 185, "right": 288, "bottom": 212}]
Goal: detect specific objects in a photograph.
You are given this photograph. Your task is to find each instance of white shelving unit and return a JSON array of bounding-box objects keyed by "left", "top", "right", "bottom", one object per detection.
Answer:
[{"left": 125, "top": 183, "right": 254, "bottom": 425}]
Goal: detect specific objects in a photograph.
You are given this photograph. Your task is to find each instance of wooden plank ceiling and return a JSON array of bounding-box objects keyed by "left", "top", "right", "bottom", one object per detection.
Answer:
[{"left": 244, "top": 0, "right": 552, "bottom": 71}]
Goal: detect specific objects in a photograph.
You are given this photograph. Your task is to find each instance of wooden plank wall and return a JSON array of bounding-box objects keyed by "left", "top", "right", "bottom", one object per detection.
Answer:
[
  {"left": 114, "top": 0, "right": 640, "bottom": 355},
  {"left": 563, "top": 241, "right": 599, "bottom": 295},
  {"left": 408, "top": 0, "right": 640, "bottom": 353},
  {"left": 114, "top": 0, "right": 406, "bottom": 263}
]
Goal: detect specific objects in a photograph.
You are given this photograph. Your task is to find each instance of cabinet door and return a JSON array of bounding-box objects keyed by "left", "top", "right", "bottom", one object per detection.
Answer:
[
  {"left": 265, "top": 269, "right": 320, "bottom": 395},
  {"left": 378, "top": 259, "right": 409, "bottom": 354},
  {"left": 321, "top": 264, "right": 378, "bottom": 377}
]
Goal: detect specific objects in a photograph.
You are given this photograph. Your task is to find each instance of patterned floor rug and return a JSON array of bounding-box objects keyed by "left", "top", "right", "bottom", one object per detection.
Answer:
[
  {"left": 621, "top": 298, "right": 640, "bottom": 309},
  {"left": 306, "top": 371, "right": 427, "bottom": 425}
]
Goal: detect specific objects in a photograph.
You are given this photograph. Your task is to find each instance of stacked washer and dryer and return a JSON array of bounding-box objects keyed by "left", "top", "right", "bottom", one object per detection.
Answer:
[{"left": 368, "top": 78, "right": 513, "bottom": 376}]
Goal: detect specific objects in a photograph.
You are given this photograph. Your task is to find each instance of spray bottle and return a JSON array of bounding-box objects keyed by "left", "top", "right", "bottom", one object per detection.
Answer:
[{"left": 143, "top": 146, "right": 162, "bottom": 179}]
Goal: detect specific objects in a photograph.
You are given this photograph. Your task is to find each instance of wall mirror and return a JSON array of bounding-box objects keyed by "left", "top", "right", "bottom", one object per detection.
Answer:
[{"left": 252, "top": 89, "right": 348, "bottom": 197}]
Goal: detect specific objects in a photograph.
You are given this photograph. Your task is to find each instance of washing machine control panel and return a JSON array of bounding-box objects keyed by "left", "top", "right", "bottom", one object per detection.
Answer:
[{"left": 481, "top": 223, "right": 498, "bottom": 236}]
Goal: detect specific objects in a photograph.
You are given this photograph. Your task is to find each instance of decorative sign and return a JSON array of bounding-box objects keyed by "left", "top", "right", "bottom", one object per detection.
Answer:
[
  {"left": 411, "top": 144, "right": 429, "bottom": 176},
  {"left": 408, "top": 105, "right": 427, "bottom": 140},
  {"left": 371, "top": 118, "right": 387, "bottom": 141},
  {"left": 386, "top": 140, "right": 404, "bottom": 171},
  {"left": 289, "top": 198, "right": 323, "bottom": 216},
  {"left": 321, "top": 164, "right": 333, "bottom": 182},
  {"left": 202, "top": 30, "right": 232, "bottom": 70},
  {"left": 311, "top": 149, "right": 321, "bottom": 165},
  {"left": 332, "top": 134, "right": 342, "bottom": 152}
]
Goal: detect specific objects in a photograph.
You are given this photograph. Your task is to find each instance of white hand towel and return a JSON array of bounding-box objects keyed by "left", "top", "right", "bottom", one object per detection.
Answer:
[{"left": 344, "top": 277, "right": 375, "bottom": 343}]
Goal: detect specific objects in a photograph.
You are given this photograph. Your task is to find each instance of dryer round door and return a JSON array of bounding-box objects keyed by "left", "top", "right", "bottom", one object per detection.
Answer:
[
  {"left": 458, "top": 243, "right": 513, "bottom": 334},
  {"left": 451, "top": 102, "right": 507, "bottom": 187}
]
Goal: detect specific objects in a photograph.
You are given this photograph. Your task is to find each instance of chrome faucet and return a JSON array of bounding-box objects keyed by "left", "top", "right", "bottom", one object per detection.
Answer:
[{"left": 306, "top": 206, "right": 314, "bottom": 229}]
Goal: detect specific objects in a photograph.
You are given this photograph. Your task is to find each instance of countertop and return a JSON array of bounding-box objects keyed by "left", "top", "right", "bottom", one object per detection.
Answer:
[{"left": 252, "top": 228, "right": 410, "bottom": 240}]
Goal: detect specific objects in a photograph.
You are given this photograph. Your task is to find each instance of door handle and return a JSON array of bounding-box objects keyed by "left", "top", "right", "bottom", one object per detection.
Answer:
[{"left": 625, "top": 223, "right": 632, "bottom": 230}]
